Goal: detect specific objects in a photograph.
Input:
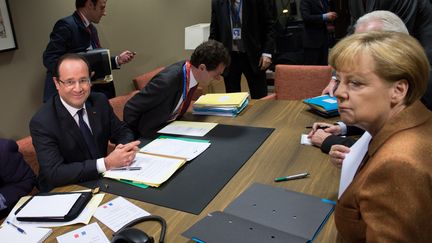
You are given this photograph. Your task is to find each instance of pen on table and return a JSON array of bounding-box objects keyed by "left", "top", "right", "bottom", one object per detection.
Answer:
[
  {"left": 111, "top": 166, "right": 141, "bottom": 171},
  {"left": 6, "top": 221, "right": 26, "bottom": 234},
  {"left": 274, "top": 172, "right": 309, "bottom": 182},
  {"left": 305, "top": 125, "right": 329, "bottom": 130}
]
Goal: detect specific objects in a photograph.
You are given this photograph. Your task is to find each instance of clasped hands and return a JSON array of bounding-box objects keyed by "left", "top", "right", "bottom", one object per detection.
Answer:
[{"left": 104, "top": 140, "right": 140, "bottom": 170}]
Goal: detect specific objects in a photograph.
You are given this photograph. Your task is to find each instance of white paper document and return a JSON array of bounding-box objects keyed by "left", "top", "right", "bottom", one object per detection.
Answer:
[
  {"left": 15, "top": 193, "right": 81, "bottom": 218},
  {"left": 4, "top": 194, "right": 105, "bottom": 228},
  {"left": 104, "top": 152, "right": 186, "bottom": 187},
  {"left": 158, "top": 121, "right": 218, "bottom": 137},
  {"left": 56, "top": 222, "right": 109, "bottom": 243},
  {"left": 94, "top": 197, "right": 150, "bottom": 232},
  {"left": 339, "top": 132, "right": 372, "bottom": 198},
  {"left": 0, "top": 223, "right": 52, "bottom": 243},
  {"left": 140, "top": 137, "right": 210, "bottom": 161},
  {"left": 300, "top": 134, "right": 312, "bottom": 145}
]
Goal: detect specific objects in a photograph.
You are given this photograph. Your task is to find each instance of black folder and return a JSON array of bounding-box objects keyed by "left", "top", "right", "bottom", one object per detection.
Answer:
[
  {"left": 15, "top": 192, "right": 92, "bottom": 222},
  {"left": 78, "top": 48, "right": 112, "bottom": 82},
  {"left": 183, "top": 183, "right": 335, "bottom": 243}
]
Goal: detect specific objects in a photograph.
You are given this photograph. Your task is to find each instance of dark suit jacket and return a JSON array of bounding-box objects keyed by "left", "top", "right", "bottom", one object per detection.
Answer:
[
  {"left": 0, "top": 139, "right": 36, "bottom": 218},
  {"left": 335, "top": 101, "right": 432, "bottom": 242},
  {"left": 30, "top": 93, "right": 134, "bottom": 192},
  {"left": 124, "top": 61, "right": 185, "bottom": 138},
  {"left": 42, "top": 11, "right": 118, "bottom": 102},
  {"left": 300, "top": 0, "right": 332, "bottom": 48},
  {"left": 348, "top": 0, "right": 432, "bottom": 64},
  {"left": 209, "top": 0, "right": 275, "bottom": 73}
]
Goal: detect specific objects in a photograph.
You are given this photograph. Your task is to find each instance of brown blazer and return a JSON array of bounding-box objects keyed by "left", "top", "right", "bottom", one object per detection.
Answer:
[{"left": 335, "top": 101, "right": 432, "bottom": 242}]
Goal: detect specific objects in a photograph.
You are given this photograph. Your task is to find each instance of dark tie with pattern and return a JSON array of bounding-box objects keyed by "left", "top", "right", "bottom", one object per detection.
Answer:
[
  {"left": 88, "top": 24, "right": 101, "bottom": 48},
  {"left": 77, "top": 108, "right": 98, "bottom": 158},
  {"left": 178, "top": 85, "right": 198, "bottom": 118}
]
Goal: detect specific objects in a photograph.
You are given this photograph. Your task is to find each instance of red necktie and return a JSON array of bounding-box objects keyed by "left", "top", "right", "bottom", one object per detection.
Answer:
[{"left": 178, "top": 85, "right": 198, "bottom": 118}]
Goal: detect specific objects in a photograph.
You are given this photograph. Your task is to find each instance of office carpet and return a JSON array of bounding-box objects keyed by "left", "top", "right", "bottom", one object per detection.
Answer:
[{"left": 81, "top": 124, "right": 274, "bottom": 214}]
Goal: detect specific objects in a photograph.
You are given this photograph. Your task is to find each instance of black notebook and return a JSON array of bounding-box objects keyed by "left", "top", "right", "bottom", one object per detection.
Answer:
[
  {"left": 183, "top": 183, "right": 335, "bottom": 243},
  {"left": 15, "top": 192, "right": 92, "bottom": 222},
  {"left": 78, "top": 48, "right": 112, "bottom": 82}
]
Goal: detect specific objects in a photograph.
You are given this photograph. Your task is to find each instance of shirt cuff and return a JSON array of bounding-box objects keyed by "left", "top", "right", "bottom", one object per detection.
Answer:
[
  {"left": 0, "top": 193, "right": 7, "bottom": 210},
  {"left": 336, "top": 121, "right": 347, "bottom": 135},
  {"left": 96, "top": 158, "right": 107, "bottom": 173},
  {"left": 323, "top": 14, "right": 327, "bottom": 21},
  {"left": 262, "top": 53, "right": 272, "bottom": 58},
  {"left": 115, "top": 56, "right": 121, "bottom": 68}
]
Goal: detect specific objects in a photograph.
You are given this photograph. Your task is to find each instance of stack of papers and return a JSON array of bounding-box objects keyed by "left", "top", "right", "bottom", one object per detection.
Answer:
[
  {"left": 0, "top": 223, "right": 52, "bottom": 243},
  {"left": 303, "top": 95, "right": 339, "bottom": 117},
  {"left": 104, "top": 136, "right": 210, "bottom": 187},
  {"left": 193, "top": 92, "right": 249, "bottom": 117}
]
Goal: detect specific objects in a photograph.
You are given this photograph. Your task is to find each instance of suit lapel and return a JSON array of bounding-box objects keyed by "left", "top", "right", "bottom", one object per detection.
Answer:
[{"left": 54, "top": 96, "right": 92, "bottom": 158}]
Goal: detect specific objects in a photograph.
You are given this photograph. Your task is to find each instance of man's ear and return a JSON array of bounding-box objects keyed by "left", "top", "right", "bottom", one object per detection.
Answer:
[
  {"left": 90, "top": 71, "right": 95, "bottom": 78},
  {"left": 198, "top": 64, "right": 206, "bottom": 71},
  {"left": 53, "top": 77, "right": 60, "bottom": 90},
  {"left": 391, "top": 79, "right": 409, "bottom": 105}
]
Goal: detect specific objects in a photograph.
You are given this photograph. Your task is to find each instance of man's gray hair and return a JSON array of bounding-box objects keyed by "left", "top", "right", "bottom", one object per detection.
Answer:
[{"left": 355, "top": 10, "right": 409, "bottom": 34}]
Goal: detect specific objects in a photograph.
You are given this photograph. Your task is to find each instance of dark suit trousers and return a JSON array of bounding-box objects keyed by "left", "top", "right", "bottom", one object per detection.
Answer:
[
  {"left": 303, "top": 47, "right": 328, "bottom": 65},
  {"left": 224, "top": 52, "right": 267, "bottom": 99}
]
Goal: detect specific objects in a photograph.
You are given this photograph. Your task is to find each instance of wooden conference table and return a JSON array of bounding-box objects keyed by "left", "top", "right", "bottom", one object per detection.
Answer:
[{"left": 47, "top": 99, "right": 340, "bottom": 242}]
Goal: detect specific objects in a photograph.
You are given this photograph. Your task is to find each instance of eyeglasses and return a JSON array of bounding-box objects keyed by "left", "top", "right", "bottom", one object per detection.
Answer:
[{"left": 57, "top": 78, "right": 91, "bottom": 87}]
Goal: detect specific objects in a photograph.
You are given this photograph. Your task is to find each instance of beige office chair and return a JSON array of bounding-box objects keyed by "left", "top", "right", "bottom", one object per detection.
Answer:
[{"left": 263, "top": 64, "right": 332, "bottom": 100}]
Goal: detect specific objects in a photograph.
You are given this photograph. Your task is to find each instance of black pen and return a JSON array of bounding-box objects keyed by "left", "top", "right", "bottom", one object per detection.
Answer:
[
  {"left": 305, "top": 125, "right": 329, "bottom": 129},
  {"left": 7, "top": 221, "right": 26, "bottom": 234},
  {"left": 111, "top": 166, "right": 141, "bottom": 171},
  {"left": 275, "top": 172, "right": 309, "bottom": 182}
]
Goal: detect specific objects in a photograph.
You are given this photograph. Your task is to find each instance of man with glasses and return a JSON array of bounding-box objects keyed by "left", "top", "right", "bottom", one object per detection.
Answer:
[{"left": 30, "top": 53, "right": 139, "bottom": 192}]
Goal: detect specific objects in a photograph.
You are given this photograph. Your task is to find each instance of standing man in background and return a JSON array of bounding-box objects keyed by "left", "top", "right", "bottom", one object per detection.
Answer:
[
  {"left": 300, "top": 0, "right": 337, "bottom": 65},
  {"left": 43, "top": 0, "right": 136, "bottom": 102},
  {"left": 347, "top": 0, "right": 432, "bottom": 65},
  {"left": 209, "top": 0, "right": 276, "bottom": 99}
]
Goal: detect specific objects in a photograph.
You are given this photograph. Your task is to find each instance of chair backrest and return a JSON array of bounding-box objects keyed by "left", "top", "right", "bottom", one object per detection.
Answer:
[
  {"left": 109, "top": 90, "right": 139, "bottom": 121},
  {"left": 274, "top": 64, "right": 332, "bottom": 100},
  {"left": 133, "top": 67, "right": 165, "bottom": 90},
  {"left": 16, "top": 136, "right": 39, "bottom": 176}
]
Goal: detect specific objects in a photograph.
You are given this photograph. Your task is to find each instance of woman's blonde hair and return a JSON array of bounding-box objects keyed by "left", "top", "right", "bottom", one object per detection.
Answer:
[{"left": 329, "top": 31, "right": 430, "bottom": 105}]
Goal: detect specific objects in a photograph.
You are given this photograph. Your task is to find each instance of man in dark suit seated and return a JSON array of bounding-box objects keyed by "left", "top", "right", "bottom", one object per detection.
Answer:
[
  {"left": 30, "top": 53, "right": 140, "bottom": 192},
  {"left": 124, "top": 40, "right": 230, "bottom": 138},
  {"left": 0, "top": 138, "right": 36, "bottom": 218}
]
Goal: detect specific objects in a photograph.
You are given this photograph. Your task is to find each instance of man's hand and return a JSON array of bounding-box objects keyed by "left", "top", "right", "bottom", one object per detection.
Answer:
[
  {"left": 308, "top": 129, "right": 331, "bottom": 147},
  {"left": 259, "top": 56, "right": 272, "bottom": 70},
  {"left": 117, "top": 50, "right": 136, "bottom": 65},
  {"left": 321, "top": 78, "right": 337, "bottom": 97},
  {"left": 104, "top": 140, "right": 140, "bottom": 170},
  {"left": 308, "top": 122, "right": 341, "bottom": 136},
  {"left": 329, "top": 144, "right": 350, "bottom": 169},
  {"left": 325, "top": 12, "right": 338, "bottom": 21}
]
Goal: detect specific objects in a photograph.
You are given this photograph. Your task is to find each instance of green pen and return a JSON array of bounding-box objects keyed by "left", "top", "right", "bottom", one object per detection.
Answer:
[{"left": 275, "top": 172, "right": 309, "bottom": 182}]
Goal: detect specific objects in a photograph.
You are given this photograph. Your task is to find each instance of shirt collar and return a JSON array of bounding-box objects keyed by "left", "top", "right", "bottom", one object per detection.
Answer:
[
  {"left": 189, "top": 67, "right": 198, "bottom": 89},
  {"left": 59, "top": 96, "right": 87, "bottom": 117},
  {"left": 78, "top": 10, "right": 91, "bottom": 28}
]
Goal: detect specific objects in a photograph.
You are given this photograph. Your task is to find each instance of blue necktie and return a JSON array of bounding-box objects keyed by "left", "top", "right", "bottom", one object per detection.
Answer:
[{"left": 77, "top": 108, "right": 98, "bottom": 158}]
